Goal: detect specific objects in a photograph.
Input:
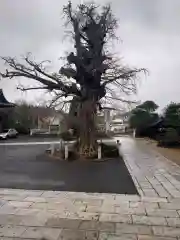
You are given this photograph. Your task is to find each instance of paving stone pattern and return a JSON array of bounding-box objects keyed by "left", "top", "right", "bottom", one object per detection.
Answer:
[{"left": 1, "top": 137, "right": 180, "bottom": 239}]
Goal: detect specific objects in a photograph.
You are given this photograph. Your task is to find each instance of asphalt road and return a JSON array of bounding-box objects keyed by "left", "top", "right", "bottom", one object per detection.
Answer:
[{"left": 0, "top": 144, "right": 137, "bottom": 194}]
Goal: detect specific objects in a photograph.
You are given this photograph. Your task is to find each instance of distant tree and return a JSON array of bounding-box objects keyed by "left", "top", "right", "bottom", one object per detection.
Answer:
[
  {"left": 164, "top": 102, "right": 180, "bottom": 130},
  {"left": 138, "top": 100, "right": 158, "bottom": 113},
  {"left": 8, "top": 101, "right": 57, "bottom": 133},
  {"left": 129, "top": 101, "right": 159, "bottom": 133},
  {"left": 157, "top": 127, "right": 179, "bottom": 147},
  {"left": 7, "top": 101, "right": 36, "bottom": 133}
]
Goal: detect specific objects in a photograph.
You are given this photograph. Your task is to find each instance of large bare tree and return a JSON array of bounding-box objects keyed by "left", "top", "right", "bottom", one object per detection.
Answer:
[{"left": 0, "top": 2, "right": 144, "bottom": 158}]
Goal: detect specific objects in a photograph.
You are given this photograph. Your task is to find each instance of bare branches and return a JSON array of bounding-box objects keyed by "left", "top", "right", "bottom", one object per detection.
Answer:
[
  {"left": 100, "top": 4, "right": 118, "bottom": 40},
  {"left": 0, "top": 55, "right": 81, "bottom": 97},
  {"left": 17, "top": 86, "right": 49, "bottom": 92},
  {"left": 106, "top": 95, "right": 137, "bottom": 104},
  {"left": 63, "top": 1, "right": 118, "bottom": 55},
  {"left": 102, "top": 68, "right": 143, "bottom": 95},
  {"left": 0, "top": 1, "right": 145, "bottom": 113},
  {"left": 23, "top": 55, "right": 59, "bottom": 84},
  {"left": 63, "top": 1, "right": 74, "bottom": 23},
  {"left": 101, "top": 55, "right": 146, "bottom": 97}
]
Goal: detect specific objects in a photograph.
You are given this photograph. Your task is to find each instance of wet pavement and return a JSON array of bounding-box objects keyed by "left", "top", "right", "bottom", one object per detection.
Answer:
[
  {"left": 0, "top": 137, "right": 180, "bottom": 239},
  {"left": 0, "top": 143, "right": 137, "bottom": 194}
]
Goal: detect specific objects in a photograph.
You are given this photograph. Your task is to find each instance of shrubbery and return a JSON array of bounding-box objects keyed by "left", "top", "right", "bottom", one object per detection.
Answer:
[
  {"left": 14, "top": 124, "right": 30, "bottom": 135},
  {"left": 59, "top": 131, "right": 75, "bottom": 141},
  {"left": 157, "top": 128, "right": 180, "bottom": 147},
  {"left": 101, "top": 143, "right": 119, "bottom": 158}
]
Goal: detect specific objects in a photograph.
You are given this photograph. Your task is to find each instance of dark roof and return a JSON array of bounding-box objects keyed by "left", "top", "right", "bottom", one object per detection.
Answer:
[{"left": 0, "top": 89, "right": 15, "bottom": 108}]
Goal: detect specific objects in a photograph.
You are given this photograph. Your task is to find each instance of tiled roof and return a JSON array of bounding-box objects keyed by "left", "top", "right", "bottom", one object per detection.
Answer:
[{"left": 0, "top": 89, "right": 15, "bottom": 107}]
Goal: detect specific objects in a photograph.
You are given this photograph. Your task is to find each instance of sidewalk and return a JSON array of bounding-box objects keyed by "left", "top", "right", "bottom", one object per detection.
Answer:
[{"left": 0, "top": 137, "right": 180, "bottom": 239}]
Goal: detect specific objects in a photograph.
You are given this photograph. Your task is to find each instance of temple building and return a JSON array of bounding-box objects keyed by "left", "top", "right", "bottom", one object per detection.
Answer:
[{"left": 0, "top": 89, "right": 15, "bottom": 132}]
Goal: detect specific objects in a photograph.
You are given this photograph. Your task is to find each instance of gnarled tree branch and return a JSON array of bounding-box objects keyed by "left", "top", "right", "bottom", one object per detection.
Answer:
[{"left": 0, "top": 55, "right": 81, "bottom": 97}]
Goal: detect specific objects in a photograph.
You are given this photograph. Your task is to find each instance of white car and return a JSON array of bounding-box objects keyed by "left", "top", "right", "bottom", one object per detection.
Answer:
[{"left": 0, "top": 129, "right": 18, "bottom": 140}]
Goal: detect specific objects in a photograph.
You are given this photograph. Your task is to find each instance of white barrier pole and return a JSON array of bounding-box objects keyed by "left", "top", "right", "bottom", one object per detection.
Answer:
[
  {"left": 133, "top": 129, "right": 136, "bottom": 138},
  {"left": 116, "top": 140, "right": 121, "bottom": 155},
  {"left": 59, "top": 140, "right": 63, "bottom": 151},
  {"left": 65, "top": 144, "right": 68, "bottom": 160},
  {"left": 116, "top": 140, "right": 121, "bottom": 146},
  {"left": 98, "top": 144, "right": 102, "bottom": 159},
  {"left": 51, "top": 144, "right": 55, "bottom": 155}
]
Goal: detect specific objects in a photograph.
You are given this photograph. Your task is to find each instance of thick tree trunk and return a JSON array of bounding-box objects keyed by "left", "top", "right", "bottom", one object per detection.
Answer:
[{"left": 78, "top": 100, "right": 98, "bottom": 159}]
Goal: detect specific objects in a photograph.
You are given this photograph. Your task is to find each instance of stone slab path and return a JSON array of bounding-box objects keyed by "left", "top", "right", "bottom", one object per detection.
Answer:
[{"left": 1, "top": 137, "right": 180, "bottom": 239}]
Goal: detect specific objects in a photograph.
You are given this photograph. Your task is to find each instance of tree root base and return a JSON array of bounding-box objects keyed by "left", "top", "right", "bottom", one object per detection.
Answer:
[{"left": 46, "top": 143, "right": 119, "bottom": 161}]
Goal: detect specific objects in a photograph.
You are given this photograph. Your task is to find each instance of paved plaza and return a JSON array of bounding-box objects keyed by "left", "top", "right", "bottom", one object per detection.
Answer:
[
  {"left": 0, "top": 137, "right": 180, "bottom": 239},
  {"left": 0, "top": 142, "right": 136, "bottom": 194}
]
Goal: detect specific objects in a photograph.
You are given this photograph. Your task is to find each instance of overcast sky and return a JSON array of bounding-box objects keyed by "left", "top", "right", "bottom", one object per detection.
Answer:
[{"left": 0, "top": 0, "right": 180, "bottom": 110}]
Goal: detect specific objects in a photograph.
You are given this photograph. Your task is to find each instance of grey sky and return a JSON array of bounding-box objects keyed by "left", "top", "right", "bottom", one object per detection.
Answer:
[{"left": 0, "top": 0, "right": 180, "bottom": 110}]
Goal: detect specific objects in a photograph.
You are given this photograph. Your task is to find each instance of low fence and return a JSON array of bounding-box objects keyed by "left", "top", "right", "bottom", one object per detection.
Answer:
[{"left": 30, "top": 129, "right": 61, "bottom": 138}]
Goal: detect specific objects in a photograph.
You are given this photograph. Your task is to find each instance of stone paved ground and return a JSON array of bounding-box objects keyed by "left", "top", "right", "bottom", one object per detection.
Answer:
[{"left": 1, "top": 137, "right": 180, "bottom": 239}]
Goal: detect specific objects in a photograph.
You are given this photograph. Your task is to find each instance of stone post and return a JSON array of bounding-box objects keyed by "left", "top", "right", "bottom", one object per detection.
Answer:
[
  {"left": 98, "top": 143, "right": 102, "bottom": 159},
  {"left": 59, "top": 139, "right": 63, "bottom": 151},
  {"left": 116, "top": 140, "right": 121, "bottom": 156},
  {"left": 104, "top": 109, "right": 111, "bottom": 133},
  {"left": 50, "top": 144, "right": 55, "bottom": 155},
  {"left": 133, "top": 129, "right": 136, "bottom": 138},
  {"left": 65, "top": 143, "right": 68, "bottom": 160}
]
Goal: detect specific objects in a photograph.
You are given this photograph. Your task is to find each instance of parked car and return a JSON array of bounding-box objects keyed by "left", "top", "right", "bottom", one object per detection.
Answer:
[{"left": 0, "top": 129, "right": 18, "bottom": 140}]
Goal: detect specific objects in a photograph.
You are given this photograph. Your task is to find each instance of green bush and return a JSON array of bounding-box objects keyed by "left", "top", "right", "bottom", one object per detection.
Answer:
[
  {"left": 15, "top": 124, "right": 30, "bottom": 135},
  {"left": 157, "top": 128, "right": 180, "bottom": 147},
  {"left": 101, "top": 143, "right": 119, "bottom": 158},
  {"left": 60, "top": 131, "right": 75, "bottom": 141}
]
